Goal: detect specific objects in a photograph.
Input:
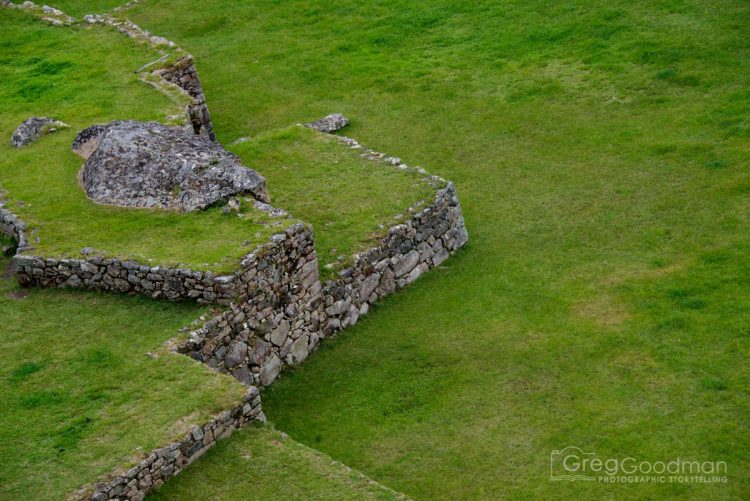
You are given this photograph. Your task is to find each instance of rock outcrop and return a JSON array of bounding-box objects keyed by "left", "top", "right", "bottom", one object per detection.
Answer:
[
  {"left": 10, "top": 117, "right": 68, "bottom": 147},
  {"left": 306, "top": 113, "right": 349, "bottom": 133},
  {"left": 78, "top": 121, "right": 269, "bottom": 211}
]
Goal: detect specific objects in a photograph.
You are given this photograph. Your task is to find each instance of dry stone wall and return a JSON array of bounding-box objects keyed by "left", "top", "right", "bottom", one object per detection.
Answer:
[
  {"left": 177, "top": 223, "right": 326, "bottom": 387},
  {"left": 174, "top": 146, "right": 468, "bottom": 387},
  {"left": 322, "top": 181, "right": 468, "bottom": 332},
  {"left": 154, "top": 57, "right": 215, "bottom": 140},
  {"left": 13, "top": 253, "right": 242, "bottom": 304},
  {"left": 0, "top": 198, "right": 30, "bottom": 252},
  {"left": 83, "top": 386, "right": 264, "bottom": 501}
]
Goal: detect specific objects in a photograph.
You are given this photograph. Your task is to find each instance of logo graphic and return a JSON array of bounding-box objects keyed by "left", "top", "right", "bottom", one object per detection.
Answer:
[
  {"left": 549, "top": 446, "right": 728, "bottom": 484},
  {"left": 550, "top": 446, "right": 596, "bottom": 481}
]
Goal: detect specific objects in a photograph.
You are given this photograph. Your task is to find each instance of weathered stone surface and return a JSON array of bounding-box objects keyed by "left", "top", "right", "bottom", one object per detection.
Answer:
[
  {"left": 72, "top": 124, "right": 107, "bottom": 159},
  {"left": 79, "top": 121, "right": 269, "bottom": 211},
  {"left": 11, "top": 117, "right": 68, "bottom": 148},
  {"left": 224, "top": 341, "right": 247, "bottom": 368},
  {"left": 287, "top": 334, "right": 309, "bottom": 365},
  {"left": 306, "top": 113, "right": 349, "bottom": 133},
  {"left": 259, "top": 354, "right": 282, "bottom": 386}
]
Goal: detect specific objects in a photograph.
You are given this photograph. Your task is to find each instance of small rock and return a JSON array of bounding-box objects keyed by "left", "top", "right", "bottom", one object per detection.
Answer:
[
  {"left": 305, "top": 113, "right": 349, "bottom": 133},
  {"left": 11, "top": 117, "right": 68, "bottom": 148}
]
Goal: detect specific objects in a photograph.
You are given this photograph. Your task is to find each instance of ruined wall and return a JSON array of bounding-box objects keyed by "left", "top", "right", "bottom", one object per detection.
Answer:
[
  {"left": 322, "top": 182, "right": 468, "bottom": 332},
  {"left": 83, "top": 387, "right": 263, "bottom": 501},
  {"left": 177, "top": 223, "right": 326, "bottom": 387},
  {"left": 13, "top": 253, "right": 240, "bottom": 304},
  {"left": 155, "top": 57, "right": 216, "bottom": 140},
  {"left": 0, "top": 199, "right": 29, "bottom": 251},
  {"left": 176, "top": 181, "right": 468, "bottom": 387}
]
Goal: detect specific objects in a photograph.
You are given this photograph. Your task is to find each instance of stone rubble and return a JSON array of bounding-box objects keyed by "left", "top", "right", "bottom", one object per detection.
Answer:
[{"left": 10, "top": 117, "right": 68, "bottom": 148}]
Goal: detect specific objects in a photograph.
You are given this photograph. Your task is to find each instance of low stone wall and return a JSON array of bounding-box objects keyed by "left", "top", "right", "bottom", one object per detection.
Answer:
[
  {"left": 81, "top": 386, "right": 264, "bottom": 501},
  {"left": 82, "top": 13, "right": 216, "bottom": 141},
  {"left": 177, "top": 223, "right": 326, "bottom": 387},
  {"left": 322, "top": 181, "right": 468, "bottom": 331},
  {"left": 0, "top": 199, "right": 29, "bottom": 251},
  {"left": 13, "top": 253, "right": 240, "bottom": 304},
  {"left": 155, "top": 57, "right": 215, "bottom": 140}
]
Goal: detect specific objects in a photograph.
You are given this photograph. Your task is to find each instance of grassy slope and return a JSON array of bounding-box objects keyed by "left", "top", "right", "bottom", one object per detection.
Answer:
[
  {"left": 0, "top": 9, "right": 283, "bottom": 273},
  {"left": 125, "top": 0, "right": 750, "bottom": 499},
  {"left": 147, "top": 426, "right": 405, "bottom": 501},
  {"left": 230, "top": 126, "right": 435, "bottom": 275},
  {"left": 0, "top": 250, "right": 246, "bottom": 500}
]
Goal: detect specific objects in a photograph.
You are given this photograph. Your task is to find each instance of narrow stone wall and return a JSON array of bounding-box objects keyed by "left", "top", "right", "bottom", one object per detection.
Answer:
[
  {"left": 177, "top": 223, "right": 326, "bottom": 387},
  {"left": 0, "top": 199, "right": 30, "bottom": 251},
  {"left": 81, "top": 386, "right": 264, "bottom": 501},
  {"left": 154, "top": 57, "right": 215, "bottom": 140},
  {"left": 322, "top": 181, "right": 468, "bottom": 332},
  {"left": 13, "top": 254, "right": 240, "bottom": 304}
]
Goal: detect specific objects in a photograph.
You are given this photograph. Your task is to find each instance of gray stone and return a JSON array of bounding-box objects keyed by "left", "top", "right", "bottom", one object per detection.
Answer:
[
  {"left": 305, "top": 113, "right": 349, "bottom": 133},
  {"left": 247, "top": 338, "right": 272, "bottom": 365},
  {"left": 287, "top": 334, "right": 309, "bottom": 366},
  {"left": 11, "top": 117, "right": 68, "bottom": 148},
  {"left": 71, "top": 124, "right": 107, "bottom": 159},
  {"left": 270, "top": 319, "right": 290, "bottom": 346},
  {"left": 259, "top": 354, "right": 282, "bottom": 386},
  {"left": 358, "top": 273, "right": 380, "bottom": 300},
  {"left": 224, "top": 341, "right": 247, "bottom": 367},
  {"left": 79, "top": 120, "right": 269, "bottom": 211},
  {"left": 394, "top": 250, "right": 420, "bottom": 277}
]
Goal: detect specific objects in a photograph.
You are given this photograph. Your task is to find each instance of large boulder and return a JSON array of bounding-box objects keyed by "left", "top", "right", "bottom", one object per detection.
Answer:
[
  {"left": 77, "top": 121, "right": 269, "bottom": 211},
  {"left": 11, "top": 117, "right": 68, "bottom": 148}
]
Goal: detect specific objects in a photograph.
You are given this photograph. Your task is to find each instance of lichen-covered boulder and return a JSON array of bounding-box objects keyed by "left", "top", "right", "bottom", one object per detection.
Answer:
[
  {"left": 78, "top": 120, "right": 269, "bottom": 211},
  {"left": 10, "top": 117, "right": 68, "bottom": 147},
  {"left": 306, "top": 113, "right": 349, "bottom": 133},
  {"left": 71, "top": 124, "right": 107, "bottom": 159}
]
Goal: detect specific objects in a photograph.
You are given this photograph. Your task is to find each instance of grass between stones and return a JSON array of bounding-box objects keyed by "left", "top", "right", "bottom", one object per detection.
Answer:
[
  {"left": 147, "top": 426, "right": 406, "bottom": 500},
  {"left": 122, "top": 0, "right": 750, "bottom": 498},
  {"left": 0, "top": 251, "right": 246, "bottom": 500}
]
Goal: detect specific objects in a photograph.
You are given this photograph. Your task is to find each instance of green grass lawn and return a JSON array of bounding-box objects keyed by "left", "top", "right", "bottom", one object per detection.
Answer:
[
  {"left": 0, "top": 251, "right": 246, "bottom": 500},
  {"left": 230, "top": 126, "right": 435, "bottom": 276},
  {"left": 121, "top": 0, "right": 750, "bottom": 498},
  {"left": 147, "top": 426, "right": 406, "bottom": 500}
]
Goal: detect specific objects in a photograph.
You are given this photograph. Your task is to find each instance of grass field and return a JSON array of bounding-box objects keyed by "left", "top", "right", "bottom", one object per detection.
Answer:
[
  {"left": 0, "top": 251, "right": 246, "bottom": 500},
  {"left": 118, "top": 0, "right": 750, "bottom": 498}
]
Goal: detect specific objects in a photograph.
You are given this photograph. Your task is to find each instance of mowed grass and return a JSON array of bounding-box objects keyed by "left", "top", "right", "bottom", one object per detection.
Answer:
[
  {"left": 230, "top": 126, "right": 435, "bottom": 275},
  {"left": 0, "top": 251, "right": 246, "bottom": 500},
  {"left": 124, "top": 0, "right": 750, "bottom": 499},
  {"left": 0, "top": 9, "right": 284, "bottom": 273},
  {"left": 147, "top": 426, "right": 406, "bottom": 501}
]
